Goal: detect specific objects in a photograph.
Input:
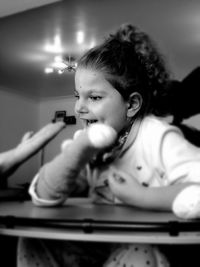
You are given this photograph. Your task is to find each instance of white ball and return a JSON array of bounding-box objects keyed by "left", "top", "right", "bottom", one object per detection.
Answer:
[{"left": 87, "top": 123, "right": 117, "bottom": 148}]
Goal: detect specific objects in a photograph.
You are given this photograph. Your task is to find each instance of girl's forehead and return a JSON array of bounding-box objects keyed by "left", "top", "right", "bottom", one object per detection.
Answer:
[
  {"left": 75, "top": 67, "right": 104, "bottom": 81},
  {"left": 75, "top": 68, "right": 110, "bottom": 89}
]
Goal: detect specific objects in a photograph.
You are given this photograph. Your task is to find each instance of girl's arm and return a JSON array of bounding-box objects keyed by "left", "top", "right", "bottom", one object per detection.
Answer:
[
  {"left": 108, "top": 169, "right": 197, "bottom": 211},
  {"left": 35, "top": 124, "right": 117, "bottom": 202},
  {"left": 0, "top": 122, "right": 65, "bottom": 179},
  {"left": 108, "top": 129, "right": 200, "bottom": 219}
]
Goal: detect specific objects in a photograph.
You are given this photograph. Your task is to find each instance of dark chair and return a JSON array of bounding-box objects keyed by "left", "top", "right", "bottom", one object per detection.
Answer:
[{"left": 164, "top": 67, "right": 200, "bottom": 146}]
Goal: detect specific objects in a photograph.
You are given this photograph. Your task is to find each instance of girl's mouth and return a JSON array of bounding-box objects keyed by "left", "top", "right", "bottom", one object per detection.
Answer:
[{"left": 86, "top": 119, "right": 98, "bottom": 126}]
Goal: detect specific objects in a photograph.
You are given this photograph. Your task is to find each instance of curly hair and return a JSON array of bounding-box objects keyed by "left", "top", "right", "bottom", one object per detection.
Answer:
[{"left": 77, "top": 23, "right": 171, "bottom": 116}]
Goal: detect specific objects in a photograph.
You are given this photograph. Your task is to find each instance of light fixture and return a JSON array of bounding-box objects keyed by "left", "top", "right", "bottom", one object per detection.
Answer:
[
  {"left": 45, "top": 55, "right": 77, "bottom": 74},
  {"left": 76, "top": 31, "right": 84, "bottom": 44},
  {"left": 44, "top": 34, "right": 63, "bottom": 53}
]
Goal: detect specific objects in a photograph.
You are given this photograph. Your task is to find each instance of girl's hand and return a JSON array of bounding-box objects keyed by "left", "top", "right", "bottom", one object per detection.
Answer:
[
  {"left": 108, "top": 167, "right": 145, "bottom": 206},
  {"left": 16, "top": 122, "right": 65, "bottom": 161},
  {"left": 0, "top": 122, "right": 65, "bottom": 178}
]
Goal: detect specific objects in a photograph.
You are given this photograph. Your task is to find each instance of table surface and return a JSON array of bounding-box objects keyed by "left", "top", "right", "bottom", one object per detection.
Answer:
[{"left": 0, "top": 198, "right": 200, "bottom": 244}]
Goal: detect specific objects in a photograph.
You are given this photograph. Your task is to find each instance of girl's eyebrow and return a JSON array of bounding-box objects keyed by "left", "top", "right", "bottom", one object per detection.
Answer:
[{"left": 74, "top": 88, "right": 106, "bottom": 95}]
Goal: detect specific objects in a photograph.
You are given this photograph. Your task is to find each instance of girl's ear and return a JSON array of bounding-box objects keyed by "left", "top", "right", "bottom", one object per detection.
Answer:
[{"left": 126, "top": 92, "right": 142, "bottom": 118}]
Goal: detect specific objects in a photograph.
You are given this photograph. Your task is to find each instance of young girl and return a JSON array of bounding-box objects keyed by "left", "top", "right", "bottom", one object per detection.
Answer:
[{"left": 18, "top": 24, "right": 200, "bottom": 267}]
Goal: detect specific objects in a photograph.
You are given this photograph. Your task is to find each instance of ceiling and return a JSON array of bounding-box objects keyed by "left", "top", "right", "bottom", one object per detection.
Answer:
[{"left": 0, "top": 0, "right": 200, "bottom": 99}]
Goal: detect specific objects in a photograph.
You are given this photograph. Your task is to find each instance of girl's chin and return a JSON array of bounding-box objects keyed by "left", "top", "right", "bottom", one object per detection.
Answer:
[{"left": 80, "top": 121, "right": 87, "bottom": 128}]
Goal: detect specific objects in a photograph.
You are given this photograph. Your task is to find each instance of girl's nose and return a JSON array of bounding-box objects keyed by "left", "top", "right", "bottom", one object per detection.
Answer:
[{"left": 75, "top": 99, "right": 88, "bottom": 114}]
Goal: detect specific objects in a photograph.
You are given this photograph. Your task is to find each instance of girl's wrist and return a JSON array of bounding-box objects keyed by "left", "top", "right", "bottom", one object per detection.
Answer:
[
  {"left": 0, "top": 148, "right": 19, "bottom": 176},
  {"left": 127, "top": 184, "right": 147, "bottom": 207}
]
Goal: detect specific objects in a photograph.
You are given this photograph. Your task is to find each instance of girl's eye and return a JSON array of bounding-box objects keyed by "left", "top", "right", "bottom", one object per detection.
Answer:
[{"left": 89, "top": 96, "right": 102, "bottom": 101}]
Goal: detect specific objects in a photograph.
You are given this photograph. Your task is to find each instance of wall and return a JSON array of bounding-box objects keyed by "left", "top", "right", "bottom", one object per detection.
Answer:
[
  {"left": 38, "top": 95, "right": 82, "bottom": 164},
  {"left": 0, "top": 88, "right": 39, "bottom": 187}
]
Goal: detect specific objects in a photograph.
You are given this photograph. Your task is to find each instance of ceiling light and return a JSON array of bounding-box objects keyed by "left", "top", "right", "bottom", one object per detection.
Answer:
[
  {"left": 77, "top": 31, "right": 84, "bottom": 44},
  {"left": 44, "top": 67, "right": 54, "bottom": 74},
  {"left": 44, "top": 34, "right": 63, "bottom": 53},
  {"left": 89, "top": 40, "right": 96, "bottom": 48},
  {"left": 45, "top": 55, "right": 77, "bottom": 74}
]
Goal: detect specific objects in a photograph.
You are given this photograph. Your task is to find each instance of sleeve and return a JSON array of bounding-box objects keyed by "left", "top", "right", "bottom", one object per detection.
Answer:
[
  {"left": 29, "top": 130, "right": 88, "bottom": 206},
  {"left": 160, "top": 127, "right": 200, "bottom": 184},
  {"left": 29, "top": 167, "right": 89, "bottom": 207},
  {"left": 141, "top": 118, "right": 200, "bottom": 185},
  {"left": 29, "top": 173, "right": 66, "bottom": 206}
]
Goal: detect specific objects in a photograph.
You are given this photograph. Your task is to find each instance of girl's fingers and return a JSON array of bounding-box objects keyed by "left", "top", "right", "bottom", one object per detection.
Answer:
[
  {"left": 16, "top": 122, "right": 66, "bottom": 160},
  {"left": 108, "top": 167, "right": 128, "bottom": 184},
  {"left": 33, "top": 122, "right": 66, "bottom": 141},
  {"left": 110, "top": 172, "right": 126, "bottom": 184},
  {"left": 20, "top": 131, "right": 34, "bottom": 143}
]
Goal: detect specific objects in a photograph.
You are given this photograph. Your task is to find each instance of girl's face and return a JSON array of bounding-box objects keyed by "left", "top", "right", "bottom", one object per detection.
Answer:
[{"left": 74, "top": 68, "right": 130, "bottom": 133}]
